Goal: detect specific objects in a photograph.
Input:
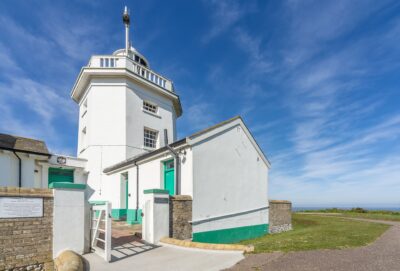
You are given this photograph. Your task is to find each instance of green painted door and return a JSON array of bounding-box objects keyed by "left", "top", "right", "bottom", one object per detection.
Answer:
[
  {"left": 163, "top": 160, "right": 175, "bottom": 195},
  {"left": 48, "top": 168, "right": 74, "bottom": 187}
]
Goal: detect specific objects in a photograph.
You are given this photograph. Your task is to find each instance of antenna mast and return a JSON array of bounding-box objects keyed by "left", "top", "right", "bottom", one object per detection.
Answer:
[{"left": 122, "top": 6, "right": 130, "bottom": 55}]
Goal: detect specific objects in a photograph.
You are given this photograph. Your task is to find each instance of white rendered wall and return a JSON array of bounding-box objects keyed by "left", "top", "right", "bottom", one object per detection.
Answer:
[
  {"left": 142, "top": 192, "right": 170, "bottom": 244},
  {"left": 0, "top": 151, "right": 18, "bottom": 186},
  {"left": 126, "top": 80, "right": 177, "bottom": 157},
  {"left": 0, "top": 151, "right": 46, "bottom": 188},
  {"left": 53, "top": 188, "right": 87, "bottom": 257},
  {"left": 77, "top": 77, "right": 178, "bottom": 204},
  {"left": 191, "top": 124, "right": 269, "bottom": 234}
]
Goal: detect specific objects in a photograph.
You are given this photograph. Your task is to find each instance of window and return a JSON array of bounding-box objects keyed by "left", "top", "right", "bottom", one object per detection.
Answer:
[
  {"left": 144, "top": 128, "right": 158, "bottom": 148},
  {"left": 143, "top": 101, "right": 157, "bottom": 114}
]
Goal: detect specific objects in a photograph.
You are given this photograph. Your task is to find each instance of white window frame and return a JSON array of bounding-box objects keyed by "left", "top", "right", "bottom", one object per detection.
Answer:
[
  {"left": 143, "top": 100, "right": 158, "bottom": 114},
  {"left": 144, "top": 128, "right": 158, "bottom": 149}
]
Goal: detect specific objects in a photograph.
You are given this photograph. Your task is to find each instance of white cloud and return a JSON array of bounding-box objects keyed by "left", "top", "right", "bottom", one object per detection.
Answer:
[{"left": 202, "top": 0, "right": 254, "bottom": 43}]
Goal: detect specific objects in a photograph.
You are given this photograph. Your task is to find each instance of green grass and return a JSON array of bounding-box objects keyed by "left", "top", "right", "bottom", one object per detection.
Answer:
[
  {"left": 303, "top": 208, "right": 400, "bottom": 222},
  {"left": 240, "top": 213, "right": 389, "bottom": 253}
]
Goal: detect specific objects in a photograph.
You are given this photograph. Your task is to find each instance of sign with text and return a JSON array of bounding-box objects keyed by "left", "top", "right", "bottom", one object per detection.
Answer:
[{"left": 0, "top": 197, "right": 43, "bottom": 218}]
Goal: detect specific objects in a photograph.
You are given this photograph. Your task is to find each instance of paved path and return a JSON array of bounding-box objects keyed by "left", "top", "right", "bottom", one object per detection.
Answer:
[
  {"left": 227, "top": 218, "right": 400, "bottom": 271},
  {"left": 83, "top": 245, "right": 243, "bottom": 271},
  {"left": 84, "top": 220, "right": 243, "bottom": 271}
]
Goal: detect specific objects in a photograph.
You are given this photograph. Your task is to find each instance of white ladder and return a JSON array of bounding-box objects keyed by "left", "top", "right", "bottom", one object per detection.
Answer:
[{"left": 91, "top": 202, "right": 112, "bottom": 262}]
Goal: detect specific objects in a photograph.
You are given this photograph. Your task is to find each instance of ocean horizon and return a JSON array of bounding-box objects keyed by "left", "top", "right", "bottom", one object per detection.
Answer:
[{"left": 293, "top": 206, "right": 400, "bottom": 212}]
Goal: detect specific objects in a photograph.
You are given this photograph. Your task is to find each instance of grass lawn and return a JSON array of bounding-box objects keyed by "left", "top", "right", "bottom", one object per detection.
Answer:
[
  {"left": 303, "top": 208, "right": 400, "bottom": 222},
  {"left": 240, "top": 213, "right": 389, "bottom": 253}
]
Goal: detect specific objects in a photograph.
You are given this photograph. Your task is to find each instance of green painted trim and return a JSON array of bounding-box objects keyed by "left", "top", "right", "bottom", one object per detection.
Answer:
[
  {"left": 143, "top": 189, "right": 169, "bottom": 194},
  {"left": 192, "top": 224, "right": 269, "bottom": 244},
  {"left": 48, "top": 167, "right": 74, "bottom": 187},
  {"left": 127, "top": 209, "right": 142, "bottom": 224},
  {"left": 89, "top": 200, "right": 107, "bottom": 205},
  {"left": 163, "top": 159, "right": 175, "bottom": 196},
  {"left": 111, "top": 209, "right": 127, "bottom": 220},
  {"left": 49, "top": 182, "right": 86, "bottom": 190}
]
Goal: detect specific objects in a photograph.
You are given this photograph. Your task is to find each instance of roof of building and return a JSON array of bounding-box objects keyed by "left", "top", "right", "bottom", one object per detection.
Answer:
[
  {"left": 103, "top": 116, "right": 271, "bottom": 174},
  {"left": 0, "top": 133, "right": 50, "bottom": 156}
]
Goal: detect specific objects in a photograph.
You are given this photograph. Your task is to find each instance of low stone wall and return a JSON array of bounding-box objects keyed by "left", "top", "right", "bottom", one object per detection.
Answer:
[
  {"left": 0, "top": 187, "right": 54, "bottom": 271},
  {"left": 269, "top": 200, "right": 292, "bottom": 234},
  {"left": 169, "top": 195, "right": 192, "bottom": 240}
]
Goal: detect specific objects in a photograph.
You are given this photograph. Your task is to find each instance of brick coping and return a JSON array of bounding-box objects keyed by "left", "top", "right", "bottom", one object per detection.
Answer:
[{"left": 0, "top": 187, "right": 53, "bottom": 198}]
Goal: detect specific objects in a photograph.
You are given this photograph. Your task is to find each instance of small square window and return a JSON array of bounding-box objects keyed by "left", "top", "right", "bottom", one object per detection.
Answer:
[
  {"left": 143, "top": 101, "right": 158, "bottom": 114},
  {"left": 144, "top": 128, "right": 158, "bottom": 148}
]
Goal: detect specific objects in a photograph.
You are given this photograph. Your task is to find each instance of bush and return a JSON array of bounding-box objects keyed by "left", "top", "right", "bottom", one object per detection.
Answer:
[{"left": 351, "top": 207, "right": 367, "bottom": 213}]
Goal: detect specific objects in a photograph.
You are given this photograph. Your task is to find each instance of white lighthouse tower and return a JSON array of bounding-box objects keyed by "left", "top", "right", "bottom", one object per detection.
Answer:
[{"left": 70, "top": 7, "right": 182, "bottom": 213}]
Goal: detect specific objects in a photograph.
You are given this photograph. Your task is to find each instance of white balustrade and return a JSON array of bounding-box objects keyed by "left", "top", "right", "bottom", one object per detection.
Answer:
[{"left": 88, "top": 56, "right": 173, "bottom": 92}]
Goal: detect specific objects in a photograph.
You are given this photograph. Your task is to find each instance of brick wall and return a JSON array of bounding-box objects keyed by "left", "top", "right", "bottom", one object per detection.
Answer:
[
  {"left": 269, "top": 200, "right": 292, "bottom": 234},
  {"left": 169, "top": 195, "right": 192, "bottom": 240},
  {"left": 0, "top": 187, "right": 53, "bottom": 271}
]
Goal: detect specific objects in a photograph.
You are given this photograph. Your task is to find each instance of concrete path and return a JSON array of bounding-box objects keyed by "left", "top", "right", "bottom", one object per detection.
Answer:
[
  {"left": 83, "top": 245, "right": 244, "bottom": 271},
  {"left": 227, "top": 218, "right": 400, "bottom": 271},
  {"left": 84, "top": 220, "right": 243, "bottom": 271}
]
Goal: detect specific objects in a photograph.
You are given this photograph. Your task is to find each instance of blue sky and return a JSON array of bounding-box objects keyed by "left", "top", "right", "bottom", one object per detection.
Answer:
[{"left": 0, "top": 0, "right": 399, "bottom": 206}]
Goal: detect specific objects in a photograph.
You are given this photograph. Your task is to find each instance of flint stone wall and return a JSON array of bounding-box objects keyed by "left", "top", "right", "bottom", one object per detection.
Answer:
[
  {"left": 269, "top": 200, "right": 292, "bottom": 234},
  {"left": 169, "top": 195, "right": 192, "bottom": 240}
]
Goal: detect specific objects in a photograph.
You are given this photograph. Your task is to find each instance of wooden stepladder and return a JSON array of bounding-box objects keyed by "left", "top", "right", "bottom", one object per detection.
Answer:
[{"left": 90, "top": 201, "right": 112, "bottom": 262}]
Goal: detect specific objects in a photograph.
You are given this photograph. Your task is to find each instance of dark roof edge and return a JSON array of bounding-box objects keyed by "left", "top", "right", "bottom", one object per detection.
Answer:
[
  {"left": 187, "top": 115, "right": 241, "bottom": 140},
  {"left": 0, "top": 146, "right": 51, "bottom": 157},
  {"left": 103, "top": 138, "right": 187, "bottom": 173}
]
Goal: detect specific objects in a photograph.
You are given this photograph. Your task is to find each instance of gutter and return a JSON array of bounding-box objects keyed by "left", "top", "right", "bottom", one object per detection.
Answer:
[
  {"left": 0, "top": 146, "right": 51, "bottom": 158},
  {"left": 13, "top": 151, "right": 22, "bottom": 187}
]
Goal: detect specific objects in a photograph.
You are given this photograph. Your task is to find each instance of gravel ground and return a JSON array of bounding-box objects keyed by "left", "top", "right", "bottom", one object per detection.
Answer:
[{"left": 226, "top": 218, "right": 400, "bottom": 271}]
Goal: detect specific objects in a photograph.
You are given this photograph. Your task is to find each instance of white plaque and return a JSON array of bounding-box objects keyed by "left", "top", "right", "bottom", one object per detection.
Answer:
[{"left": 0, "top": 197, "right": 43, "bottom": 218}]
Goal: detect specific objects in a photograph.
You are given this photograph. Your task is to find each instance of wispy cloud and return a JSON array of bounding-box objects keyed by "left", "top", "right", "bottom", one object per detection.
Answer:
[{"left": 202, "top": 0, "right": 254, "bottom": 43}]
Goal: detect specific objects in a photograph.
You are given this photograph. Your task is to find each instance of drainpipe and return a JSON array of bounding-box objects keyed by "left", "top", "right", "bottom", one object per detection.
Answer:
[
  {"left": 13, "top": 151, "right": 22, "bottom": 187},
  {"left": 135, "top": 162, "right": 139, "bottom": 222}
]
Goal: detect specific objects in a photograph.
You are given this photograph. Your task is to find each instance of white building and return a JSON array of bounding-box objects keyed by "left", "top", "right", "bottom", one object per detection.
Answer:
[
  {"left": 0, "top": 134, "right": 87, "bottom": 188},
  {"left": 103, "top": 116, "right": 271, "bottom": 243},
  {"left": 0, "top": 6, "right": 271, "bottom": 244}
]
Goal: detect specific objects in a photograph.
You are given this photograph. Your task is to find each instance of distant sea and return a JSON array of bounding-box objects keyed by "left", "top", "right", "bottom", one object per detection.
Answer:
[{"left": 293, "top": 206, "right": 400, "bottom": 212}]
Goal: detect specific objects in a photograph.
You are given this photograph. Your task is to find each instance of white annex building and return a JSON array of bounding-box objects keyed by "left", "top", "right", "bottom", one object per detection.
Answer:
[{"left": 0, "top": 7, "right": 271, "bottom": 244}]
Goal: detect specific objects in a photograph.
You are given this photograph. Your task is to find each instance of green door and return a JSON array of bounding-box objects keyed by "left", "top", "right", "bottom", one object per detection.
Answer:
[
  {"left": 48, "top": 168, "right": 74, "bottom": 187},
  {"left": 163, "top": 160, "right": 175, "bottom": 195}
]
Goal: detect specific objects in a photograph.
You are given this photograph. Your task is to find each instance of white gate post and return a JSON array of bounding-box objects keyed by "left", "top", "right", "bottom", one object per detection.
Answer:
[{"left": 142, "top": 189, "right": 170, "bottom": 244}]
